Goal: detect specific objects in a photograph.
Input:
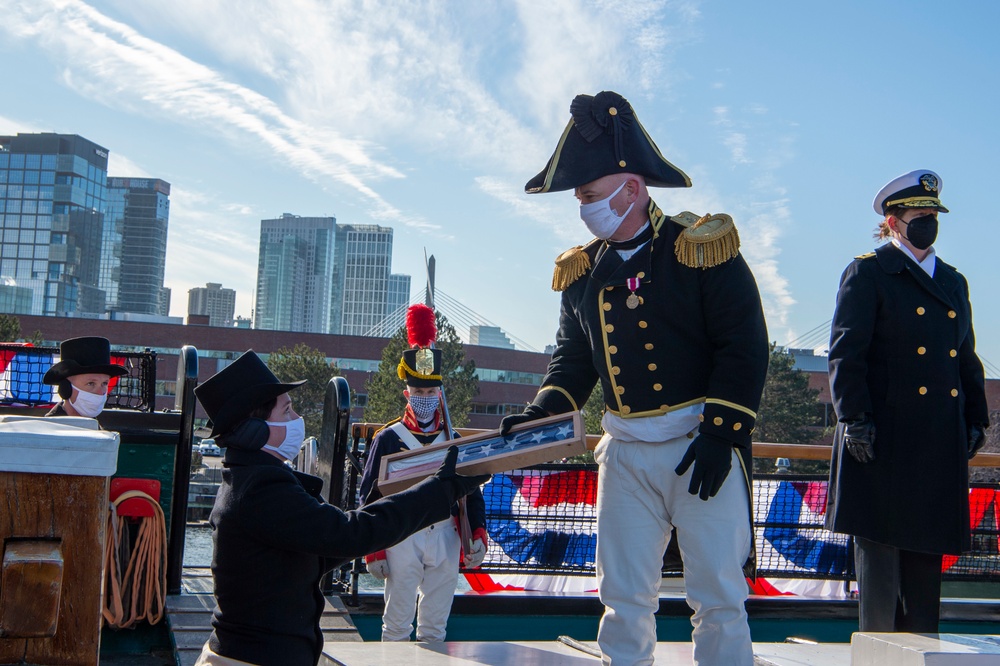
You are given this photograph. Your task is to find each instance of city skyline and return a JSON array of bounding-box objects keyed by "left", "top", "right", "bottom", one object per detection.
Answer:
[{"left": 3, "top": 2, "right": 1000, "bottom": 373}]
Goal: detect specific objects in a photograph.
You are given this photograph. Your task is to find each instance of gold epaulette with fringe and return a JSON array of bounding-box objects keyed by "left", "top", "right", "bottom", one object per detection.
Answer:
[
  {"left": 855, "top": 251, "right": 876, "bottom": 260},
  {"left": 672, "top": 211, "right": 741, "bottom": 269},
  {"left": 552, "top": 239, "right": 600, "bottom": 291}
]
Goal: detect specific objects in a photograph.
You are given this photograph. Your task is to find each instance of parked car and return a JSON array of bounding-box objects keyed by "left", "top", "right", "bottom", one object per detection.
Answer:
[{"left": 199, "top": 439, "right": 221, "bottom": 457}]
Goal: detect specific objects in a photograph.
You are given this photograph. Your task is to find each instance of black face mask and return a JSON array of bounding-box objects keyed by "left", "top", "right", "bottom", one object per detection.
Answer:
[{"left": 901, "top": 214, "right": 938, "bottom": 250}]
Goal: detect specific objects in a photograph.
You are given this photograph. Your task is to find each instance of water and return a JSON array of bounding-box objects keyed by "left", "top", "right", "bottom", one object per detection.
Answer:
[{"left": 183, "top": 524, "right": 214, "bottom": 567}]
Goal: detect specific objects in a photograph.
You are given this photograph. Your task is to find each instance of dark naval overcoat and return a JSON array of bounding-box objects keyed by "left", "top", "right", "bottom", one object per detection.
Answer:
[{"left": 825, "top": 243, "right": 988, "bottom": 555}]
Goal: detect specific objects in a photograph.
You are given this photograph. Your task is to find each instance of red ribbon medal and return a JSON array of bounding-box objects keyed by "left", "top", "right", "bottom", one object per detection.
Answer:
[{"left": 626, "top": 277, "right": 641, "bottom": 309}]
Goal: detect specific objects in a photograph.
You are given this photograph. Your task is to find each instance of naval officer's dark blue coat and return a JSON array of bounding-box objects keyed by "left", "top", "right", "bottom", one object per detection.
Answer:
[
  {"left": 826, "top": 243, "right": 989, "bottom": 555},
  {"left": 532, "top": 199, "right": 769, "bottom": 483}
]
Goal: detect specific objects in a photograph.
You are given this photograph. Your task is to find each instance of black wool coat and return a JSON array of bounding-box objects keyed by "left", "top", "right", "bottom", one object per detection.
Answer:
[
  {"left": 207, "top": 448, "right": 456, "bottom": 665},
  {"left": 826, "top": 243, "right": 989, "bottom": 554}
]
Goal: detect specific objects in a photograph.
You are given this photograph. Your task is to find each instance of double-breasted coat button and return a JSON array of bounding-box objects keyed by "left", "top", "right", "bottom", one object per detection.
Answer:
[
  {"left": 917, "top": 347, "right": 926, "bottom": 355},
  {"left": 698, "top": 414, "right": 705, "bottom": 422},
  {"left": 713, "top": 416, "right": 724, "bottom": 426},
  {"left": 603, "top": 302, "right": 612, "bottom": 311},
  {"left": 917, "top": 307, "right": 925, "bottom": 315},
  {"left": 621, "top": 405, "right": 631, "bottom": 414},
  {"left": 653, "top": 383, "right": 663, "bottom": 391},
  {"left": 605, "top": 324, "right": 614, "bottom": 333},
  {"left": 950, "top": 349, "right": 957, "bottom": 357},
  {"left": 644, "top": 343, "right": 654, "bottom": 350},
  {"left": 638, "top": 321, "right": 648, "bottom": 328},
  {"left": 616, "top": 386, "right": 625, "bottom": 395},
  {"left": 919, "top": 386, "right": 928, "bottom": 395},
  {"left": 609, "top": 345, "right": 618, "bottom": 354},
  {"left": 951, "top": 389, "right": 959, "bottom": 397},
  {"left": 948, "top": 310, "right": 957, "bottom": 318},
  {"left": 611, "top": 366, "right": 621, "bottom": 375},
  {"left": 733, "top": 423, "right": 743, "bottom": 431},
  {"left": 648, "top": 363, "right": 657, "bottom": 371}
]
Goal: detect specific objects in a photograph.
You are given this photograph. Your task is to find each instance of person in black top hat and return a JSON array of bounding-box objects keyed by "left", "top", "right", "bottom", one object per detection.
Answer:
[
  {"left": 359, "top": 305, "right": 487, "bottom": 643},
  {"left": 42, "top": 336, "right": 128, "bottom": 418},
  {"left": 826, "top": 169, "right": 989, "bottom": 632},
  {"left": 502, "top": 90, "right": 768, "bottom": 665},
  {"left": 192, "top": 350, "right": 489, "bottom": 666}
]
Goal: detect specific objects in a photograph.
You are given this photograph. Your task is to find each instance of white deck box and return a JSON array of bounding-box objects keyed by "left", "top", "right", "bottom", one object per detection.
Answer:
[{"left": 0, "top": 415, "right": 119, "bottom": 477}]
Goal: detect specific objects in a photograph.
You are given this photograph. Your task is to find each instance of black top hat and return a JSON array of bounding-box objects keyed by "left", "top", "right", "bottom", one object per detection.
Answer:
[
  {"left": 397, "top": 347, "right": 442, "bottom": 388},
  {"left": 194, "top": 350, "right": 306, "bottom": 437},
  {"left": 525, "top": 90, "right": 692, "bottom": 194},
  {"left": 43, "top": 336, "right": 129, "bottom": 384}
]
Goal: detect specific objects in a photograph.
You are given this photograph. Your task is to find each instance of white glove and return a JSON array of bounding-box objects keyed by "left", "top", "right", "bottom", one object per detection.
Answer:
[
  {"left": 367, "top": 558, "right": 389, "bottom": 581},
  {"left": 463, "top": 538, "right": 486, "bottom": 568}
]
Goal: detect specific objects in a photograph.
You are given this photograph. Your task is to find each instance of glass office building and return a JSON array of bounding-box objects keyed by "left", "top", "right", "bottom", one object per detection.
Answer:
[
  {"left": 105, "top": 177, "right": 171, "bottom": 315},
  {"left": 0, "top": 133, "right": 110, "bottom": 316}
]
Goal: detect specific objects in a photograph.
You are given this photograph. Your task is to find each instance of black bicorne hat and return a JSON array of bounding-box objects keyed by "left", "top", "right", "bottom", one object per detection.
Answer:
[
  {"left": 43, "top": 336, "right": 129, "bottom": 384},
  {"left": 194, "top": 350, "right": 305, "bottom": 437},
  {"left": 525, "top": 90, "right": 692, "bottom": 194}
]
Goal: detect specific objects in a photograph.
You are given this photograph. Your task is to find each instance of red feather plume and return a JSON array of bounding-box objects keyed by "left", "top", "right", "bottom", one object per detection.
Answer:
[{"left": 406, "top": 304, "right": 437, "bottom": 348}]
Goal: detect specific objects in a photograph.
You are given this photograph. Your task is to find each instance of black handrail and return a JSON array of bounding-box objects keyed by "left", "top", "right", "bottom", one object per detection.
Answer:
[{"left": 167, "top": 345, "right": 199, "bottom": 593}]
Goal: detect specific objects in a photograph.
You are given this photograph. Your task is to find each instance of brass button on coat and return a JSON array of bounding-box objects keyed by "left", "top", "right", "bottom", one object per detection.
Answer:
[
  {"left": 621, "top": 405, "right": 631, "bottom": 414},
  {"left": 605, "top": 324, "right": 614, "bottom": 333},
  {"left": 733, "top": 423, "right": 742, "bottom": 431},
  {"left": 951, "top": 389, "right": 959, "bottom": 397},
  {"left": 917, "top": 307, "right": 925, "bottom": 315},
  {"left": 638, "top": 321, "right": 648, "bottom": 328},
  {"left": 948, "top": 310, "right": 957, "bottom": 318},
  {"left": 609, "top": 345, "right": 618, "bottom": 354},
  {"left": 616, "top": 386, "right": 625, "bottom": 395},
  {"left": 648, "top": 363, "right": 657, "bottom": 371},
  {"left": 603, "top": 302, "right": 612, "bottom": 311},
  {"left": 644, "top": 343, "right": 654, "bottom": 350},
  {"left": 917, "top": 347, "right": 926, "bottom": 355},
  {"left": 713, "top": 416, "right": 724, "bottom": 426},
  {"left": 653, "top": 383, "right": 663, "bottom": 391},
  {"left": 612, "top": 366, "right": 621, "bottom": 375},
  {"left": 919, "top": 386, "right": 928, "bottom": 395},
  {"left": 950, "top": 349, "right": 957, "bottom": 357}
]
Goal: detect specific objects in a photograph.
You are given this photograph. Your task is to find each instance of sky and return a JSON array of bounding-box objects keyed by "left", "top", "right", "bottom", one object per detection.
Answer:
[{"left": 2, "top": 0, "right": 1000, "bottom": 374}]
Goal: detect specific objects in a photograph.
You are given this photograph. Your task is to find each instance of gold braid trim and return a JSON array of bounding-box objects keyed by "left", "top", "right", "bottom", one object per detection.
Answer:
[
  {"left": 551, "top": 246, "right": 592, "bottom": 292},
  {"left": 673, "top": 212, "right": 741, "bottom": 269},
  {"left": 396, "top": 359, "right": 443, "bottom": 382}
]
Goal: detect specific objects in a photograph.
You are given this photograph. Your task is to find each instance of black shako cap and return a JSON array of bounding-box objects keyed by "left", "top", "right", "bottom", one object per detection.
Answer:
[
  {"left": 194, "top": 350, "right": 305, "bottom": 438},
  {"left": 525, "top": 90, "right": 692, "bottom": 194},
  {"left": 43, "top": 336, "right": 129, "bottom": 384}
]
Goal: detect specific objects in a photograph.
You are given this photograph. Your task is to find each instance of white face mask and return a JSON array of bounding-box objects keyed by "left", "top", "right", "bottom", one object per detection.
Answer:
[
  {"left": 579, "top": 180, "right": 634, "bottom": 239},
  {"left": 70, "top": 389, "right": 107, "bottom": 418},
  {"left": 263, "top": 417, "right": 306, "bottom": 461}
]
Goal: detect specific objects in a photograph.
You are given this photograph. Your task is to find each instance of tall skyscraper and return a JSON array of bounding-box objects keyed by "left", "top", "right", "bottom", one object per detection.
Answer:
[
  {"left": 384, "top": 273, "right": 412, "bottom": 334},
  {"left": 330, "top": 224, "right": 396, "bottom": 336},
  {"left": 0, "top": 133, "right": 109, "bottom": 316},
  {"left": 254, "top": 214, "right": 334, "bottom": 333},
  {"left": 104, "top": 177, "right": 171, "bottom": 315},
  {"left": 188, "top": 282, "right": 236, "bottom": 327}
]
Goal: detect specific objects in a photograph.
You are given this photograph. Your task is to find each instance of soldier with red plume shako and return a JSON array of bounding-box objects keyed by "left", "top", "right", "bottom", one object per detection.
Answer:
[{"left": 359, "top": 304, "right": 487, "bottom": 642}]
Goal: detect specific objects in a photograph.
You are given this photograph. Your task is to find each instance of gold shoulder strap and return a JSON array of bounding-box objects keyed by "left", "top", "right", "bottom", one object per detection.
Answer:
[{"left": 672, "top": 211, "right": 741, "bottom": 269}]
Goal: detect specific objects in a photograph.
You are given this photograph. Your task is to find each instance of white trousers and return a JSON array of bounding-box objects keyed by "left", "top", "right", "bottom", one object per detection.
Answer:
[
  {"left": 382, "top": 517, "right": 461, "bottom": 642},
  {"left": 595, "top": 434, "right": 753, "bottom": 666}
]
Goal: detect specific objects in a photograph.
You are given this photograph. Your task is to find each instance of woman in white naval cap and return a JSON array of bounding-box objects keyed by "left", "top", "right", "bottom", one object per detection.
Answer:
[{"left": 826, "top": 169, "right": 989, "bottom": 632}]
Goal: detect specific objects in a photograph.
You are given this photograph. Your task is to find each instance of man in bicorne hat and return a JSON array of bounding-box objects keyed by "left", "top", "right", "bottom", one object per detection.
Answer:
[
  {"left": 360, "top": 304, "right": 487, "bottom": 642},
  {"left": 501, "top": 91, "right": 768, "bottom": 665},
  {"left": 42, "top": 336, "right": 128, "bottom": 418},
  {"left": 826, "top": 169, "right": 989, "bottom": 632}
]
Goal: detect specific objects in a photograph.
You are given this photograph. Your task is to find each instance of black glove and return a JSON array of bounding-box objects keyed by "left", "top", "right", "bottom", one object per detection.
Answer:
[
  {"left": 499, "top": 404, "right": 547, "bottom": 436},
  {"left": 434, "top": 445, "right": 491, "bottom": 505},
  {"left": 843, "top": 417, "right": 875, "bottom": 463},
  {"left": 674, "top": 433, "right": 734, "bottom": 501},
  {"left": 968, "top": 424, "right": 988, "bottom": 460}
]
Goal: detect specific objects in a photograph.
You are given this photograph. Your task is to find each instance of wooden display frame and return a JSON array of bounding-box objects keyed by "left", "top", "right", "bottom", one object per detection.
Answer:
[{"left": 377, "top": 411, "right": 586, "bottom": 495}]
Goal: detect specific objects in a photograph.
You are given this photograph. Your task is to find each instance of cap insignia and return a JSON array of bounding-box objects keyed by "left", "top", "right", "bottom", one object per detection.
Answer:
[
  {"left": 415, "top": 348, "right": 435, "bottom": 375},
  {"left": 920, "top": 173, "right": 938, "bottom": 193}
]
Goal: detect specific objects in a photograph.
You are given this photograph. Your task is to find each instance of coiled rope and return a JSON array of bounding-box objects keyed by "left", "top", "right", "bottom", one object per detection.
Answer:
[{"left": 101, "top": 489, "right": 167, "bottom": 628}]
